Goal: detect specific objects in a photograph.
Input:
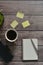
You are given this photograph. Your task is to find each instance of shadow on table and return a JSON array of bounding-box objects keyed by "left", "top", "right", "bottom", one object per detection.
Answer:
[{"left": 0, "top": 41, "right": 16, "bottom": 65}]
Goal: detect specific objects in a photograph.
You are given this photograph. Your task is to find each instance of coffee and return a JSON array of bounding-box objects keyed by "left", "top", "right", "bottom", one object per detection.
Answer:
[
  {"left": 7, "top": 30, "right": 17, "bottom": 40},
  {"left": 5, "top": 29, "right": 18, "bottom": 42}
]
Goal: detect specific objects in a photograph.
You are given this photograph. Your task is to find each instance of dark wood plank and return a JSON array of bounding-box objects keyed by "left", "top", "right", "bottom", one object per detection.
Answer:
[
  {"left": 0, "top": 46, "right": 21, "bottom": 62},
  {"left": 0, "top": 62, "right": 39, "bottom": 65},
  {"left": 0, "top": 31, "right": 43, "bottom": 45},
  {"left": 0, "top": 31, "right": 21, "bottom": 46},
  {"left": 0, "top": 0, "right": 42, "bottom": 1},
  {"left": 0, "top": 45, "right": 43, "bottom": 62},
  {"left": 0, "top": 1, "right": 43, "bottom": 15},
  {"left": 7, "top": 46, "right": 43, "bottom": 62},
  {"left": 8, "top": 62, "right": 43, "bottom": 65},
  {"left": 0, "top": 1, "right": 43, "bottom": 64},
  {"left": 8, "top": 62, "right": 38, "bottom": 65},
  {"left": 0, "top": 62, "right": 4, "bottom": 65},
  {"left": 1, "top": 15, "right": 43, "bottom": 31},
  {"left": 0, "top": 1, "right": 43, "bottom": 31},
  {"left": 0, "top": 62, "right": 43, "bottom": 65},
  {"left": 0, "top": 31, "right": 43, "bottom": 62},
  {"left": 19, "top": 31, "right": 43, "bottom": 46},
  {"left": 38, "top": 62, "right": 43, "bottom": 65},
  {"left": 10, "top": 46, "right": 21, "bottom": 62},
  {"left": 39, "top": 46, "right": 43, "bottom": 62}
]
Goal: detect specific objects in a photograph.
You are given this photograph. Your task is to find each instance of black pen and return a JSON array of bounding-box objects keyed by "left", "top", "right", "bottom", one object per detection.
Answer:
[{"left": 31, "top": 39, "right": 38, "bottom": 56}]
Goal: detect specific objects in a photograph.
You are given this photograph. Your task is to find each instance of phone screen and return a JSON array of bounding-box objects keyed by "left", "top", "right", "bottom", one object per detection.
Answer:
[{"left": 0, "top": 41, "right": 13, "bottom": 63}]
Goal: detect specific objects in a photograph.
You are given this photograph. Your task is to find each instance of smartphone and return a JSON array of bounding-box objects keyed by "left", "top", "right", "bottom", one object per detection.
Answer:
[{"left": 0, "top": 41, "right": 13, "bottom": 63}]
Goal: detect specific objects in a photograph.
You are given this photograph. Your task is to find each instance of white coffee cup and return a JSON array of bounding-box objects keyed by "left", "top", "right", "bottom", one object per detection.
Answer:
[{"left": 5, "top": 29, "right": 18, "bottom": 42}]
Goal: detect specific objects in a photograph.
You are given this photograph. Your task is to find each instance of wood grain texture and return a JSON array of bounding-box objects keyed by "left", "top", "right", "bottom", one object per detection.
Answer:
[
  {"left": 0, "top": 1, "right": 43, "bottom": 65},
  {"left": 0, "top": 31, "right": 43, "bottom": 45},
  {"left": 0, "top": 45, "right": 43, "bottom": 62},
  {"left": 39, "top": 46, "right": 43, "bottom": 62},
  {"left": 0, "top": 15, "right": 43, "bottom": 31},
  {"left": 0, "top": 0, "right": 42, "bottom": 1},
  {"left": 0, "top": 62, "right": 43, "bottom": 65},
  {"left": 8, "top": 62, "right": 43, "bottom": 65},
  {"left": 0, "top": 1, "right": 43, "bottom": 15},
  {"left": 8, "top": 62, "right": 38, "bottom": 65},
  {"left": 0, "top": 31, "right": 43, "bottom": 62},
  {"left": 0, "top": 62, "right": 39, "bottom": 65}
]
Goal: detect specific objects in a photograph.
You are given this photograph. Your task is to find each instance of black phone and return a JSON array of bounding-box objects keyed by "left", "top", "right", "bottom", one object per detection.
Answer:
[{"left": 0, "top": 41, "right": 13, "bottom": 63}]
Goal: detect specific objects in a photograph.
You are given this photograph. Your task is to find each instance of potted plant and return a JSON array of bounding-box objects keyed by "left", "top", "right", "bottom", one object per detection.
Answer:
[{"left": 0, "top": 10, "right": 4, "bottom": 27}]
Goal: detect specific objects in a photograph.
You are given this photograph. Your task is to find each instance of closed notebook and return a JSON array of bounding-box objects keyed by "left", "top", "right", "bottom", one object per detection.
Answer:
[{"left": 23, "top": 39, "right": 38, "bottom": 60}]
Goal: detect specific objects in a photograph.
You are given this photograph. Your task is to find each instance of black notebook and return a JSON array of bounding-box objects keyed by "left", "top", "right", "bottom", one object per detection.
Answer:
[{"left": 0, "top": 41, "right": 13, "bottom": 63}]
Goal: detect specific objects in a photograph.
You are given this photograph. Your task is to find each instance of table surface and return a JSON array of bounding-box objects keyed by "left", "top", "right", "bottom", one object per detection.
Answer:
[{"left": 0, "top": 1, "right": 43, "bottom": 65}]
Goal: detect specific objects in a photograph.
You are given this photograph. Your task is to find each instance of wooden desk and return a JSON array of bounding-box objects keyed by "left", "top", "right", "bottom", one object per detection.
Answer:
[{"left": 0, "top": 1, "right": 43, "bottom": 65}]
